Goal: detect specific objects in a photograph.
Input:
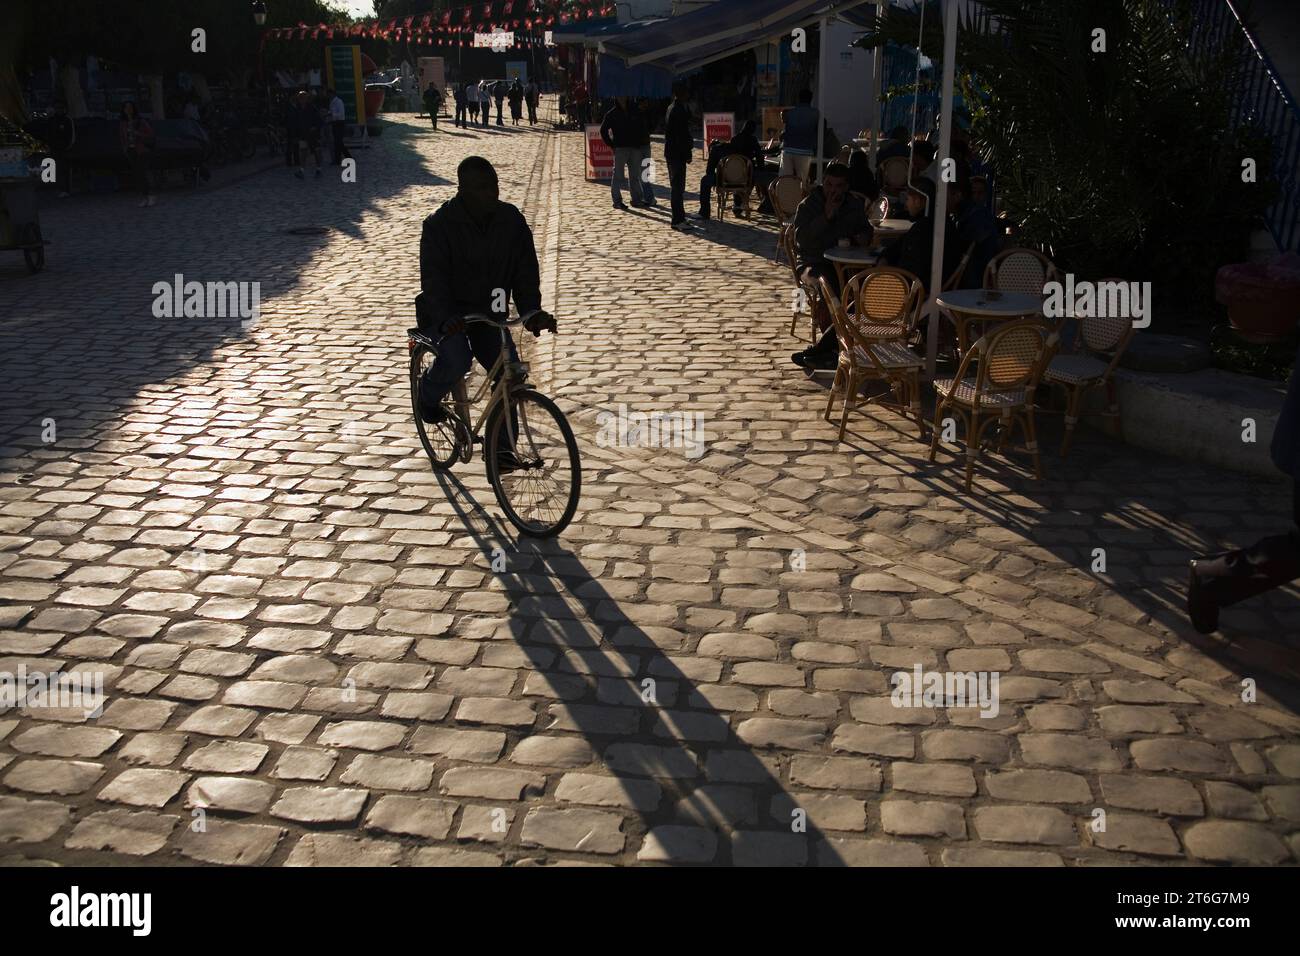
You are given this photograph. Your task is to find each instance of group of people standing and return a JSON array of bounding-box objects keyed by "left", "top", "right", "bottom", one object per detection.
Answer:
[
  {"left": 283, "top": 88, "right": 350, "bottom": 179},
  {"left": 596, "top": 83, "right": 697, "bottom": 232},
  {"left": 450, "top": 78, "right": 539, "bottom": 129}
]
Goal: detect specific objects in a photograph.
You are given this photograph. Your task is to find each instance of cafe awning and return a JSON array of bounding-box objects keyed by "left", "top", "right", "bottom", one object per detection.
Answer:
[{"left": 598, "top": 0, "right": 882, "bottom": 74}]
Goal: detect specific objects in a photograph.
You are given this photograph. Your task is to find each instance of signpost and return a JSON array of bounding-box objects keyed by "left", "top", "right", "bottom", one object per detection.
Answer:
[
  {"left": 325, "top": 45, "right": 366, "bottom": 126},
  {"left": 584, "top": 125, "right": 613, "bottom": 181},
  {"left": 703, "top": 111, "right": 734, "bottom": 147}
]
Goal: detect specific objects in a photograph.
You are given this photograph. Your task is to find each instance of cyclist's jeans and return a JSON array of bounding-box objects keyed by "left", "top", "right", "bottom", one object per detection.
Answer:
[{"left": 420, "top": 325, "right": 521, "bottom": 447}]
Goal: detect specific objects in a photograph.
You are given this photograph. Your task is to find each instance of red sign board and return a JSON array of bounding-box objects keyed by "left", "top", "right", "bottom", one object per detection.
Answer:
[{"left": 585, "top": 125, "right": 614, "bottom": 181}]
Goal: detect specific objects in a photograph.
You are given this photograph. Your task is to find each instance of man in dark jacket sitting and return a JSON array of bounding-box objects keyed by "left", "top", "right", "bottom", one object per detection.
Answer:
[
  {"left": 697, "top": 119, "right": 771, "bottom": 220},
  {"left": 416, "top": 157, "right": 556, "bottom": 462},
  {"left": 792, "top": 176, "right": 959, "bottom": 371}
]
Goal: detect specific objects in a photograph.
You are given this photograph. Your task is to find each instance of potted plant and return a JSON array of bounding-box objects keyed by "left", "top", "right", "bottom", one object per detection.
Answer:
[{"left": 1215, "top": 253, "right": 1300, "bottom": 343}]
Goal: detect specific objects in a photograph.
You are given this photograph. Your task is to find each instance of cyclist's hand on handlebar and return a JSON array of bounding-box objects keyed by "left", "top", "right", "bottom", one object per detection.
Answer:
[
  {"left": 440, "top": 316, "right": 466, "bottom": 336},
  {"left": 523, "top": 310, "right": 557, "bottom": 337}
]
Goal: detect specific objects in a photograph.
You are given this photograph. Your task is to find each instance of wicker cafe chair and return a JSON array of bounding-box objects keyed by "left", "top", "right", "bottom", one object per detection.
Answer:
[
  {"left": 819, "top": 275, "right": 925, "bottom": 441},
  {"left": 928, "top": 319, "right": 1059, "bottom": 491},
  {"left": 845, "top": 266, "right": 925, "bottom": 347},
  {"left": 769, "top": 175, "right": 804, "bottom": 261},
  {"left": 1042, "top": 278, "right": 1137, "bottom": 457},
  {"left": 942, "top": 242, "right": 977, "bottom": 293},
  {"left": 782, "top": 226, "right": 819, "bottom": 341},
  {"left": 716, "top": 153, "right": 753, "bottom": 222},
  {"left": 983, "top": 247, "right": 1060, "bottom": 298}
]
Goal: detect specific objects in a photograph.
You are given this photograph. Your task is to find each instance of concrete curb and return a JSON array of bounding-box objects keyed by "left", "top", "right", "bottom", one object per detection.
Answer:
[{"left": 1084, "top": 366, "right": 1288, "bottom": 479}]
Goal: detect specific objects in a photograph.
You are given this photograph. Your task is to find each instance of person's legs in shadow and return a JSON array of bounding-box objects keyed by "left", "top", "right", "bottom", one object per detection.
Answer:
[{"left": 1188, "top": 480, "right": 1300, "bottom": 633}]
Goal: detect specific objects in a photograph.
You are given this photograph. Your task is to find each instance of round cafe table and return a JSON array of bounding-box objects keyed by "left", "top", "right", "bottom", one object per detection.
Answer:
[
  {"left": 824, "top": 245, "right": 880, "bottom": 289},
  {"left": 934, "top": 288, "right": 1044, "bottom": 358}
]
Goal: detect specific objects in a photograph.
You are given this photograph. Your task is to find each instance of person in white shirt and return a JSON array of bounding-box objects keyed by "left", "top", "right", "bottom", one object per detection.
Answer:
[
  {"left": 327, "top": 87, "right": 348, "bottom": 165},
  {"left": 477, "top": 80, "right": 491, "bottom": 126}
]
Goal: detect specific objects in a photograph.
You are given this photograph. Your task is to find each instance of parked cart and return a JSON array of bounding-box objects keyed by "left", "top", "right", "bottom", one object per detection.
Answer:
[{"left": 0, "top": 175, "right": 45, "bottom": 274}]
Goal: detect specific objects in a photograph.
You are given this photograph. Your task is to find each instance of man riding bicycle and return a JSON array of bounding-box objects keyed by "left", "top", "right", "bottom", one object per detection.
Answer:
[{"left": 416, "top": 156, "right": 556, "bottom": 466}]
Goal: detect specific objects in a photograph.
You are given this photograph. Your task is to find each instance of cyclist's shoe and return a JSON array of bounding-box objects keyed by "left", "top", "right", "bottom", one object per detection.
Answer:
[
  {"left": 495, "top": 450, "right": 525, "bottom": 473},
  {"left": 418, "top": 399, "right": 448, "bottom": 425}
]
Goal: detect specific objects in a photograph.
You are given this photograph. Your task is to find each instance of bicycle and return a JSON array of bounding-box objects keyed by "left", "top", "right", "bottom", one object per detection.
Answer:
[{"left": 408, "top": 315, "right": 581, "bottom": 538}]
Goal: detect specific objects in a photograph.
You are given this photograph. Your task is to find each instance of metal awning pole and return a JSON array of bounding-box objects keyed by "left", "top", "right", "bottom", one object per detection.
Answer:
[
  {"left": 925, "top": 0, "right": 959, "bottom": 380},
  {"left": 815, "top": 14, "right": 828, "bottom": 183},
  {"left": 869, "top": 0, "right": 886, "bottom": 167}
]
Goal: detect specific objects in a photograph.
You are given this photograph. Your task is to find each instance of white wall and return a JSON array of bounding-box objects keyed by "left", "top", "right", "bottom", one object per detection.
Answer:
[{"left": 818, "top": 17, "right": 874, "bottom": 145}]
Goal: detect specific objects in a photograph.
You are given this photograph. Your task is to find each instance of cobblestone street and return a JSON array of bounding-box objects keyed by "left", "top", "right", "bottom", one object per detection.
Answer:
[{"left": 1, "top": 113, "right": 1298, "bottom": 866}]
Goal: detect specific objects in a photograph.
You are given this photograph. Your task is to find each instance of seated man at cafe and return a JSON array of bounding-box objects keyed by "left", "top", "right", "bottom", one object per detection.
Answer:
[
  {"left": 792, "top": 177, "right": 957, "bottom": 372},
  {"left": 949, "top": 162, "right": 1001, "bottom": 288},
  {"left": 875, "top": 126, "right": 912, "bottom": 169},
  {"left": 848, "top": 149, "right": 880, "bottom": 201},
  {"left": 697, "top": 120, "right": 775, "bottom": 219},
  {"left": 788, "top": 163, "right": 874, "bottom": 370}
]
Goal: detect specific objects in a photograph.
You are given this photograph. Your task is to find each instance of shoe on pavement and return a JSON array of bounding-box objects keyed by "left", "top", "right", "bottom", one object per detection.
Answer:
[
  {"left": 671, "top": 221, "right": 695, "bottom": 232},
  {"left": 1186, "top": 559, "right": 1221, "bottom": 634},
  {"left": 792, "top": 350, "right": 836, "bottom": 371},
  {"left": 146, "top": 196, "right": 156, "bottom": 207},
  {"left": 613, "top": 201, "right": 628, "bottom": 211},
  {"left": 294, "top": 169, "right": 304, "bottom": 179},
  {"left": 315, "top": 168, "right": 322, "bottom": 178},
  {"left": 138, "top": 199, "right": 148, "bottom": 208}
]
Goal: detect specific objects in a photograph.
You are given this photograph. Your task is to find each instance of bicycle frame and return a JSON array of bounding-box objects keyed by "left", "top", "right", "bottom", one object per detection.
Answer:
[{"left": 424, "top": 314, "right": 529, "bottom": 463}]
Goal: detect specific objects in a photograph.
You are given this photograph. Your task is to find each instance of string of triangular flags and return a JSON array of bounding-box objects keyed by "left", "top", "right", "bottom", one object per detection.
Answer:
[{"left": 265, "top": 1, "right": 616, "bottom": 47}]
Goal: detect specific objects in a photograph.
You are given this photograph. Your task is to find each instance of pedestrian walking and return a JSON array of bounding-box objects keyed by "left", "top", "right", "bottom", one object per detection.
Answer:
[
  {"left": 493, "top": 80, "right": 506, "bottom": 127},
  {"left": 508, "top": 79, "right": 524, "bottom": 127},
  {"left": 1189, "top": 343, "right": 1300, "bottom": 632},
  {"left": 286, "top": 90, "right": 323, "bottom": 179},
  {"left": 634, "top": 98, "right": 657, "bottom": 208},
  {"left": 48, "top": 101, "right": 76, "bottom": 198},
  {"left": 119, "top": 101, "right": 156, "bottom": 207},
  {"left": 525, "top": 79, "right": 539, "bottom": 125},
  {"left": 466, "top": 80, "right": 480, "bottom": 128},
  {"left": 478, "top": 80, "right": 492, "bottom": 126},
  {"left": 454, "top": 81, "right": 468, "bottom": 128},
  {"left": 600, "top": 97, "right": 642, "bottom": 211},
  {"left": 664, "top": 83, "right": 694, "bottom": 231},
  {"left": 423, "top": 82, "right": 443, "bottom": 130},
  {"left": 327, "top": 87, "right": 350, "bottom": 166}
]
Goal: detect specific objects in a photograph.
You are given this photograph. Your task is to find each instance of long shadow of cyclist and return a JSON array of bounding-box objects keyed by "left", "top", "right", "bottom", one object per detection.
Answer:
[{"left": 433, "top": 467, "right": 852, "bottom": 866}]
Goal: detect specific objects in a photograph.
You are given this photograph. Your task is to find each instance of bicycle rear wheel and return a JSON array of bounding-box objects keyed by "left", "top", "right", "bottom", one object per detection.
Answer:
[
  {"left": 485, "top": 389, "right": 581, "bottom": 537},
  {"left": 410, "top": 345, "right": 462, "bottom": 470}
]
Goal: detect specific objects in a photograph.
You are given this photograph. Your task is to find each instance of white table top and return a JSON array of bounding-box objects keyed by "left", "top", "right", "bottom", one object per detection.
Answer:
[
  {"left": 824, "top": 246, "right": 880, "bottom": 264},
  {"left": 871, "top": 218, "right": 912, "bottom": 237},
  {"left": 935, "top": 289, "right": 1043, "bottom": 316}
]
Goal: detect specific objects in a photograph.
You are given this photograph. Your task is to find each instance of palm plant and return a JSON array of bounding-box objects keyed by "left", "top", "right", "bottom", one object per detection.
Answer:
[{"left": 857, "top": 0, "right": 1276, "bottom": 330}]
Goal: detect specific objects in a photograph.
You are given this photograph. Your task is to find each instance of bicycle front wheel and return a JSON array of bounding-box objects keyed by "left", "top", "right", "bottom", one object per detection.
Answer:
[{"left": 485, "top": 389, "right": 581, "bottom": 537}]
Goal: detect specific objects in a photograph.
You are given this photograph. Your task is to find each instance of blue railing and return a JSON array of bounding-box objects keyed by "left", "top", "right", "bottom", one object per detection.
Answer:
[{"left": 1173, "top": 0, "right": 1300, "bottom": 252}]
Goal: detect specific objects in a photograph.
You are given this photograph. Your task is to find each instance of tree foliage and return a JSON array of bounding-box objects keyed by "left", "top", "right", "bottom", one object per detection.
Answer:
[{"left": 859, "top": 0, "right": 1278, "bottom": 325}]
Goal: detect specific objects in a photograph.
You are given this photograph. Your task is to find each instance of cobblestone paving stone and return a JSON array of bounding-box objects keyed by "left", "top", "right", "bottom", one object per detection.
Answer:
[{"left": 1, "top": 112, "right": 1298, "bottom": 866}]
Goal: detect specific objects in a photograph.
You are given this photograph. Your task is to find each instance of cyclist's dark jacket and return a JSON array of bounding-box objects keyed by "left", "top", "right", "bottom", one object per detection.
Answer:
[{"left": 419, "top": 195, "right": 542, "bottom": 334}]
